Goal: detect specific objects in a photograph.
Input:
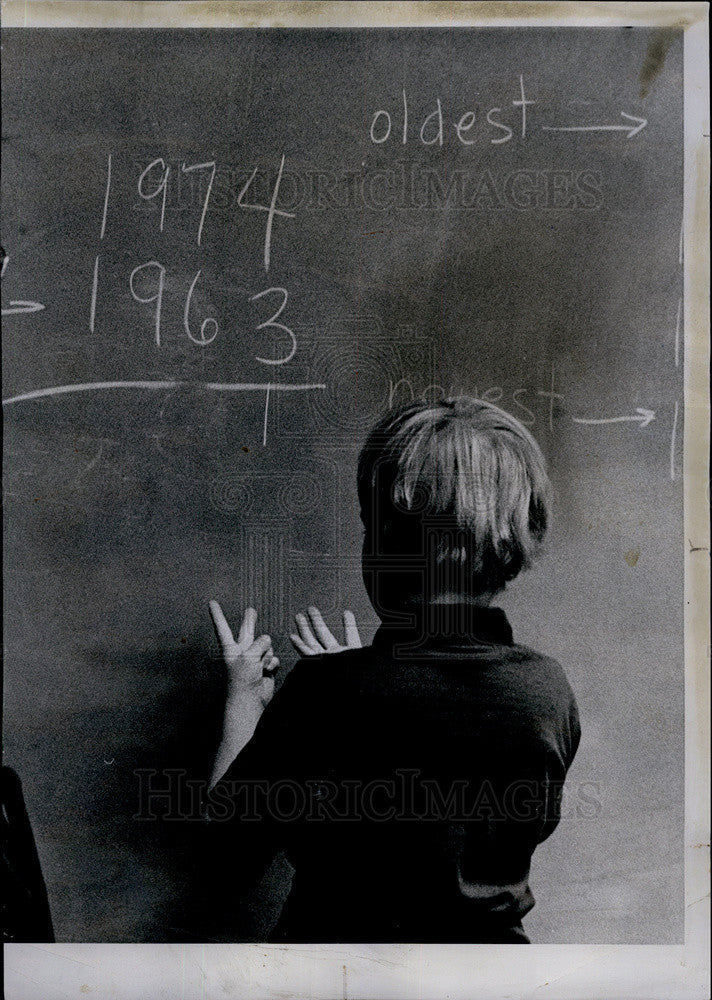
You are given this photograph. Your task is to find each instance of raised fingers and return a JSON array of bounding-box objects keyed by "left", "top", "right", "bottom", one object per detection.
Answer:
[
  {"left": 343, "top": 610, "right": 361, "bottom": 648},
  {"left": 295, "top": 612, "right": 320, "bottom": 652},
  {"left": 290, "top": 633, "right": 316, "bottom": 657},
  {"left": 209, "top": 600, "right": 234, "bottom": 651},
  {"left": 237, "top": 606, "right": 257, "bottom": 648},
  {"left": 307, "top": 606, "right": 338, "bottom": 649}
]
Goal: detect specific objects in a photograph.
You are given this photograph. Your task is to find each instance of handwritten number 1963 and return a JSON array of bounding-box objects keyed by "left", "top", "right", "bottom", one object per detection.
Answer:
[{"left": 100, "top": 153, "right": 297, "bottom": 364}]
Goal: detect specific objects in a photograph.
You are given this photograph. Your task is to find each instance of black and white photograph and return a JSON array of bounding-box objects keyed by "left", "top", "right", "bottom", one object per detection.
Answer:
[{"left": 2, "top": 2, "right": 709, "bottom": 998}]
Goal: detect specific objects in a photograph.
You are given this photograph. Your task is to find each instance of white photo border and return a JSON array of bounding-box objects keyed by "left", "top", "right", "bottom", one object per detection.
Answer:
[{"left": 2, "top": 3, "right": 709, "bottom": 998}]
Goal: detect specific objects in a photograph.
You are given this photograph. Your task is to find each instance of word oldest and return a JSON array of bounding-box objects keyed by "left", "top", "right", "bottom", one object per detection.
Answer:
[{"left": 370, "top": 77, "right": 534, "bottom": 148}]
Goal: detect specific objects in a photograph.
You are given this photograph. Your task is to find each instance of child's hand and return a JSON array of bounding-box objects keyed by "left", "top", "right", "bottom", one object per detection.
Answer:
[
  {"left": 209, "top": 601, "right": 280, "bottom": 707},
  {"left": 290, "top": 606, "right": 362, "bottom": 657}
]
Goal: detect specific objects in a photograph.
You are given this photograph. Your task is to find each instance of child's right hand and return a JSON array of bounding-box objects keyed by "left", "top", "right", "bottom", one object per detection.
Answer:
[
  {"left": 209, "top": 601, "right": 279, "bottom": 706},
  {"left": 290, "top": 606, "right": 362, "bottom": 657}
]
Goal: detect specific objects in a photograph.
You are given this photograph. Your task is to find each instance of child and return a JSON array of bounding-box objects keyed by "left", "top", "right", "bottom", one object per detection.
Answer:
[{"left": 206, "top": 397, "right": 580, "bottom": 943}]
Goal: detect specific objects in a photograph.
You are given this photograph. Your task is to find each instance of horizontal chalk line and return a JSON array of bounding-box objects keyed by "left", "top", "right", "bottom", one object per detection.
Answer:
[{"left": 2, "top": 380, "right": 327, "bottom": 406}]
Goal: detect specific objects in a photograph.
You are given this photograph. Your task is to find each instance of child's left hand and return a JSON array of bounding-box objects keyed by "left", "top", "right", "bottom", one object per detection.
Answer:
[{"left": 290, "top": 606, "right": 362, "bottom": 657}]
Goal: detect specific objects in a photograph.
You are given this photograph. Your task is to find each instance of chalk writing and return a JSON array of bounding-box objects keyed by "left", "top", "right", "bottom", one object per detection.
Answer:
[
  {"left": 180, "top": 160, "right": 216, "bottom": 246},
  {"left": 70, "top": 152, "right": 304, "bottom": 443},
  {"left": 2, "top": 381, "right": 326, "bottom": 407},
  {"left": 388, "top": 376, "right": 658, "bottom": 438},
  {"left": 670, "top": 401, "right": 679, "bottom": 481},
  {"left": 0, "top": 253, "right": 45, "bottom": 316},
  {"left": 251, "top": 287, "right": 297, "bottom": 366},
  {"left": 572, "top": 408, "right": 656, "bottom": 429},
  {"left": 369, "top": 79, "right": 648, "bottom": 147},
  {"left": 100, "top": 154, "right": 112, "bottom": 239},
  {"left": 184, "top": 270, "right": 219, "bottom": 346},
  {"left": 89, "top": 255, "right": 100, "bottom": 333},
  {"left": 138, "top": 158, "right": 170, "bottom": 232},
  {"left": 541, "top": 112, "right": 647, "bottom": 139},
  {"left": 388, "top": 379, "right": 537, "bottom": 428},
  {"left": 537, "top": 366, "right": 564, "bottom": 433},
  {"left": 236, "top": 153, "right": 295, "bottom": 272},
  {"left": 129, "top": 261, "right": 166, "bottom": 347},
  {"left": 369, "top": 77, "right": 535, "bottom": 148}
]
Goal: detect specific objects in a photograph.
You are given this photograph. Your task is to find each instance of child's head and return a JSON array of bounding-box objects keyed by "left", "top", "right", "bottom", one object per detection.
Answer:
[{"left": 357, "top": 396, "right": 551, "bottom": 614}]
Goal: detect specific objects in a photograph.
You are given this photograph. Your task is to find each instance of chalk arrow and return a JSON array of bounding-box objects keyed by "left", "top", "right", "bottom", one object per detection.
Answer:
[
  {"left": 542, "top": 112, "right": 647, "bottom": 139},
  {"left": 2, "top": 300, "right": 45, "bottom": 315},
  {"left": 573, "top": 408, "right": 656, "bottom": 429}
]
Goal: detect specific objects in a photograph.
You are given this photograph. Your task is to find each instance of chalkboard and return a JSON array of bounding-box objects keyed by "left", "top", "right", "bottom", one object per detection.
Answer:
[{"left": 2, "top": 26, "right": 684, "bottom": 943}]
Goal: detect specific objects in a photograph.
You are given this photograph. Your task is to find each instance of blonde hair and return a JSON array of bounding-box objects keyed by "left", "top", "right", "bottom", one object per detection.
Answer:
[{"left": 357, "top": 397, "right": 551, "bottom": 595}]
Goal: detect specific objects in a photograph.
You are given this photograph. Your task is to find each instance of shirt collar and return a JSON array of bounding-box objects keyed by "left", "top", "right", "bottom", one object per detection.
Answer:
[{"left": 372, "top": 603, "right": 513, "bottom": 651}]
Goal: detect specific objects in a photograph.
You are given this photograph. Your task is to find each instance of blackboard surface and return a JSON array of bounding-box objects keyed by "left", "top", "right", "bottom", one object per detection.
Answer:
[{"left": 2, "top": 27, "right": 684, "bottom": 942}]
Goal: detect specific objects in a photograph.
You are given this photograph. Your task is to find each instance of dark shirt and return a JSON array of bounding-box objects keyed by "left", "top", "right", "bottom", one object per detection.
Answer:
[{"left": 207, "top": 605, "right": 580, "bottom": 943}]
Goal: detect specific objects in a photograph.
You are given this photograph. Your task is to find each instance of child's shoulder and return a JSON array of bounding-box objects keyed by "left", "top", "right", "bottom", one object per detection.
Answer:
[
  {"left": 507, "top": 642, "right": 578, "bottom": 705},
  {"left": 285, "top": 646, "right": 369, "bottom": 686}
]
